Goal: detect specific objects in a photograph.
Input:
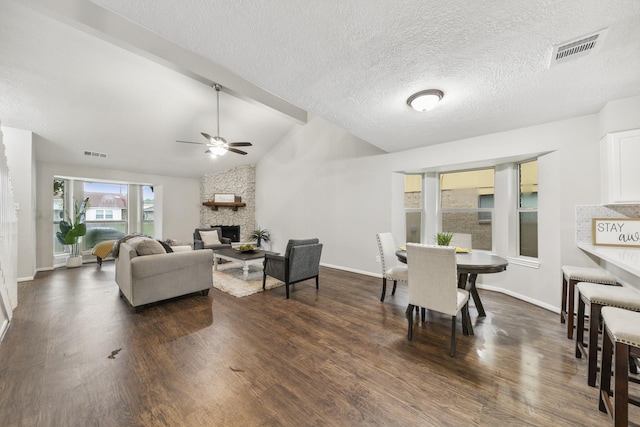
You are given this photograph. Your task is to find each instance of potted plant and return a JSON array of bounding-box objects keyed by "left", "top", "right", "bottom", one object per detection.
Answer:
[
  {"left": 435, "top": 232, "right": 453, "bottom": 246},
  {"left": 56, "top": 197, "right": 90, "bottom": 267},
  {"left": 249, "top": 228, "right": 270, "bottom": 248}
]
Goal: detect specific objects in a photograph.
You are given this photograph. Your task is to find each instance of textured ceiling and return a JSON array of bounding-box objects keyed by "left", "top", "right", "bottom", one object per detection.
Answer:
[{"left": 2, "top": 0, "right": 640, "bottom": 178}]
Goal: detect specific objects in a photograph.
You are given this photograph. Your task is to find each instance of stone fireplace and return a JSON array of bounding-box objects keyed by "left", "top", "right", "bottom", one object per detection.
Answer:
[{"left": 200, "top": 164, "right": 255, "bottom": 242}]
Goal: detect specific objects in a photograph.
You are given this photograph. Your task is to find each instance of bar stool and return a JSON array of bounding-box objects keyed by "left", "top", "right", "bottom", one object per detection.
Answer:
[
  {"left": 561, "top": 266, "right": 616, "bottom": 339},
  {"left": 575, "top": 282, "right": 640, "bottom": 387},
  {"left": 598, "top": 307, "right": 640, "bottom": 426}
]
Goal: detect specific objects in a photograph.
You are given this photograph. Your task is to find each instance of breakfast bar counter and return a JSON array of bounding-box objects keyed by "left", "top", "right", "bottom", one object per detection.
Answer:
[{"left": 577, "top": 243, "right": 640, "bottom": 278}]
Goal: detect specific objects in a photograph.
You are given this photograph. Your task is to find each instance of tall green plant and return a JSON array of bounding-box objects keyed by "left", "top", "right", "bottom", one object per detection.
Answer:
[{"left": 56, "top": 197, "right": 90, "bottom": 257}]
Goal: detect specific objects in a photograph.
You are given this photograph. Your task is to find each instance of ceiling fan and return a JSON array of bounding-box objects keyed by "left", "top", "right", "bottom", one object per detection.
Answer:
[{"left": 177, "top": 84, "right": 252, "bottom": 157}]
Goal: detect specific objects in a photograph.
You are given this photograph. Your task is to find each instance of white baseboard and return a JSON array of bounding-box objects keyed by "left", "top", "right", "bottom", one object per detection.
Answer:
[
  {"left": 320, "top": 262, "right": 381, "bottom": 278},
  {"left": 320, "top": 263, "right": 559, "bottom": 315},
  {"left": 0, "top": 318, "right": 9, "bottom": 343},
  {"left": 17, "top": 276, "right": 35, "bottom": 282},
  {"left": 477, "top": 284, "right": 559, "bottom": 314},
  {"left": 36, "top": 267, "right": 55, "bottom": 273}
]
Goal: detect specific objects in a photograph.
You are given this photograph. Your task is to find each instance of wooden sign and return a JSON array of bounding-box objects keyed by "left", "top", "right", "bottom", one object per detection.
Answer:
[
  {"left": 592, "top": 218, "right": 640, "bottom": 247},
  {"left": 213, "top": 193, "right": 235, "bottom": 203}
]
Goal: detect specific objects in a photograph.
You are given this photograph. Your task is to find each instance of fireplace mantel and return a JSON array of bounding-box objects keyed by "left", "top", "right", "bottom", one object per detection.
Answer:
[{"left": 202, "top": 201, "right": 246, "bottom": 211}]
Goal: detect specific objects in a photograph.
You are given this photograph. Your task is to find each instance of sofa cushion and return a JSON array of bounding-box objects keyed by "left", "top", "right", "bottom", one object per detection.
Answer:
[
  {"left": 128, "top": 237, "right": 166, "bottom": 256},
  {"left": 199, "top": 230, "right": 222, "bottom": 246}
]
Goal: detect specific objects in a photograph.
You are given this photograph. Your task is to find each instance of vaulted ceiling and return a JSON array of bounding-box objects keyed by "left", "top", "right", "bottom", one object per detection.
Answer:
[{"left": 1, "top": 0, "right": 640, "bottom": 178}]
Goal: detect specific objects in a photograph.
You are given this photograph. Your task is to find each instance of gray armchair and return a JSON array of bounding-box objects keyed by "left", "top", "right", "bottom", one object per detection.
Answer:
[
  {"left": 263, "top": 238, "right": 323, "bottom": 299},
  {"left": 193, "top": 227, "right": 232, "bottom": 250}
]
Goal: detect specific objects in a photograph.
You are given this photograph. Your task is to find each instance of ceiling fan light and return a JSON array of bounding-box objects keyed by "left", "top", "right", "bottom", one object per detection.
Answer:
[
  {"left": 211, "top": 146, "right": 227, "bottom": 156},
  {"left": 407, "top": 89, "right": 444, "bottom": 112}
]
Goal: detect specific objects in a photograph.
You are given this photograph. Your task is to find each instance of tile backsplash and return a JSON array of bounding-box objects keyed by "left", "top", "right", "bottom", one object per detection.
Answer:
[{"left": 576, "top": 205, "right": 640, "bottom": 243}]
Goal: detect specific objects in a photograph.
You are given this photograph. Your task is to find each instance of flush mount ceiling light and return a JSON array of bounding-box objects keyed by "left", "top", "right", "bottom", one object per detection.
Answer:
[{"left": 407, "top": 89, "right": 444, "bottom": 112}]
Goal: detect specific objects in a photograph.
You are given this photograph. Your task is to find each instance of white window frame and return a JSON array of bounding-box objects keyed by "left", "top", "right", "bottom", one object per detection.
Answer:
[{"left": 516, "top": 159, "right": 538, "bottom": 260}]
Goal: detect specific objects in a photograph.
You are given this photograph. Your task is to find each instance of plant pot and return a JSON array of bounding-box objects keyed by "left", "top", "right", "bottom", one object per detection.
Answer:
[{"left": 66, "top": 256, "right": 83, "bottom": 268}]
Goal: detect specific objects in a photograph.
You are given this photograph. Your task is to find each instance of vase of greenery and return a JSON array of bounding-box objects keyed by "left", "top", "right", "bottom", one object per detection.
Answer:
[
  {"left": 435, "top": 232, "right": 453, "bottom": 246},
  {"left": 56, "top": 197, "right": 90, "bottom": 267},
  {"left": 249, "top": 228, "right": 270, "bottom": 248}
]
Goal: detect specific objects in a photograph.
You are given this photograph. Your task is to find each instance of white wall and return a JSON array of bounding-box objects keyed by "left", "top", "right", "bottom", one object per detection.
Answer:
[
  {"left": 256, "top": 115, "right": 388, "bottom": 274},
  {"left": 256, "top": 97, "right": 640, "bottom": 313},
  {"left": 36, "top": 162, "right": 201, "bottom": 270},
  {"left": 2, "top": 126, "right": 36, "bottom": 281}
]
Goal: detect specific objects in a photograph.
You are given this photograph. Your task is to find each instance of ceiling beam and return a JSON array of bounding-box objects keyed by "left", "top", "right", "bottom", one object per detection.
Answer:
[{"left": 19, "top": 0, "right": 308, "bottom": 124}]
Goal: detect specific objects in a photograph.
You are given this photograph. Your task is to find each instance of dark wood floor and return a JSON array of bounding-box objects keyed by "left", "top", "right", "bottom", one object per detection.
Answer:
[{"left": 0, "top": 263, "right": 637, "bottom": 426}]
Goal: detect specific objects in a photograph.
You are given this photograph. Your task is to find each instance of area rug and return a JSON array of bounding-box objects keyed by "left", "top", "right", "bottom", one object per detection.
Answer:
[{"left": 212, "top": 262, "right": 284, "bottom": 297}]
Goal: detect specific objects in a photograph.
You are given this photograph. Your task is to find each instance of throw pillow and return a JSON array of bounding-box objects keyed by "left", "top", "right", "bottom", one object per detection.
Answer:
[
  {"left": 199, "top": 230, "right": 221, "bottom": 246},
  {"left": 157, "top": 240, "right": 174, "bottom": 253},
  {"left": 131, "top": 238, "right": 166, "bottom": 256}
]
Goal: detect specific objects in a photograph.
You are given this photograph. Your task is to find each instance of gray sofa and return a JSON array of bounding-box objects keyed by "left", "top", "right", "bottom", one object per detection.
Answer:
[{"left": 115, "top": 237, "right": 213, "bottom": 311}]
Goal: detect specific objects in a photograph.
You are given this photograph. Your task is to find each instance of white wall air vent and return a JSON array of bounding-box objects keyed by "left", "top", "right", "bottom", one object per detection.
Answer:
[
  {"left": 83, "top": 150, "right": 107, "bottom": 158},
  {"left": 549, "top": 29, "right": 608, "bottom": 68}
]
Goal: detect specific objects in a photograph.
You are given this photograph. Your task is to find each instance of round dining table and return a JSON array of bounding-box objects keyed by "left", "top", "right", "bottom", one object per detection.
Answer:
[{"left": 395, "top": 249, "right": 508, "bottom": 317}]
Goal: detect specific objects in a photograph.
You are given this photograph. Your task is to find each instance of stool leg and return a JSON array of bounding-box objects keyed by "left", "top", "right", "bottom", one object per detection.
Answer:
[
  {"left": 613, "top": 341, "right": 630, "bottom": 426},
  {"left": 567, "top": 279, "right": 576, "bottom": 339},
  {"left": 587, "top": 302, "right": 602, "bottom": 387},
  {"left": 599, "top": 327, "right": 613, "bottom": 413},
  {"left": 561, "top": 274, "right": 568, "bottom": 324},
  {"left": 575, "top": 294, "right": 586, "bottom": 358}
]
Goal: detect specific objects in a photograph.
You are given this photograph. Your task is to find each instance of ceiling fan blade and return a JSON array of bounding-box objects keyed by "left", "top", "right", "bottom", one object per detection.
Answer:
[
  {"left": 228, "top": 142, "right": 252, "bottom": 147},
  {"left": 227, "top": 147, "right": 248, "bottom": 155},
  {"left": 201, "top": 132, "right": 215, "bottom": 142},
  {"left": 177, "top": 140, "right": 206, "bottom": 145}
]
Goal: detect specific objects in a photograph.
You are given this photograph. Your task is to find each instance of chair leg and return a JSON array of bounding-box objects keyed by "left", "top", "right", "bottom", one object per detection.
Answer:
[
  {"left": 380, "top": 278, "right": 387, "bottom": 302},
  {"left": 315, "top": 275, "right": 319, "bottom": 289},
  {"left": 450, "top": 315, "right": 457, "bottom": 357},
  {"left": 462, "top": 304, "right": 469, "bottom": 336},
  {"left": 599, "top": 326, "right": 613, "bottom": 413},
  {"left": 567, "top": 279, "right": 576, "bottom": 339},
  {"left": 406, "top": 304, "right": 414, "bottom": 340},
  {"left": 561, "top": 274, "right": 568, "bottom": 324},
  {"left": 262, "top": 273, "right": 267, "bottom": 290},
  {"left": 285, "top": 283, "right": 290, "bottom": 299},
  {"left": 392, "top": 280, "right": 397, "bottom": 295},
  {"left": 575, "top": 294, "right": 586, "bottom": 358},
  {"left": 421, "top": 307, "right": 425, "bottom": 322},
  {"left": 613, "top": 341, "right": 630, "bottom": 426},
  {"left": 587, "top": 302, "right": 602, "bottom": 387}
]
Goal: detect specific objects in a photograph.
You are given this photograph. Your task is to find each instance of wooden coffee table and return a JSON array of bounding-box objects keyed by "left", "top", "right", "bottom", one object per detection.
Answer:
[{"left": 213, "top": 247, "right": 276, "bottom": 281}]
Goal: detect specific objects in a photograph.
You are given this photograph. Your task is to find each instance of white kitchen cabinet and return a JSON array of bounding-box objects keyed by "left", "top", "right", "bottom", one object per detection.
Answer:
[{"left": 600, "top": 129, "right": 640, "bottom": 204}]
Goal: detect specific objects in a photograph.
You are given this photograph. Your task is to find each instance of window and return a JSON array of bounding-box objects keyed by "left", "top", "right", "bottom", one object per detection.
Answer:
[
  {"left": 404, "top": 175, "right": 422, "bottom": 243},
  {"left": 440, "top": 169, "right": 494, "bottom": 250},
  {"left": 518, "top": 160, "right": 538, "bottom": 258},
  {"left": 105, "top": 210, "right": 113, "bottom": 220},
  {"left": 142, "top": 185, "right": 154, "bottom": 237},
  {"left": 95, "top": 209, "right": 104, "bottom": 220}
]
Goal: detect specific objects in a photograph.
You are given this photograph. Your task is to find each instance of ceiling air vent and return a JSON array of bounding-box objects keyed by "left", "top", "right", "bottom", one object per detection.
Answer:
[
  {"left": 83, "top": 150, "right": 107, "bottom": 158},
  {"left": 549, "top": 29, "right": 607, "bottom": 67}
]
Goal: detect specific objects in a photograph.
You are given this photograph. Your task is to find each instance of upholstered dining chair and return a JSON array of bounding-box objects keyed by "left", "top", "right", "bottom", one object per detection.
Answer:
[
  {"left": 406, "top": 243, "right": 471, "bottom": 357},
  {"left": 263, "top": 238, "right": 323, "bottom": 299},
  {"left": 450, "top": 233, "right": 472, "bottom": 249},
  {"left": 376, "top": 233, "right": 408, "bottom": 302}
]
